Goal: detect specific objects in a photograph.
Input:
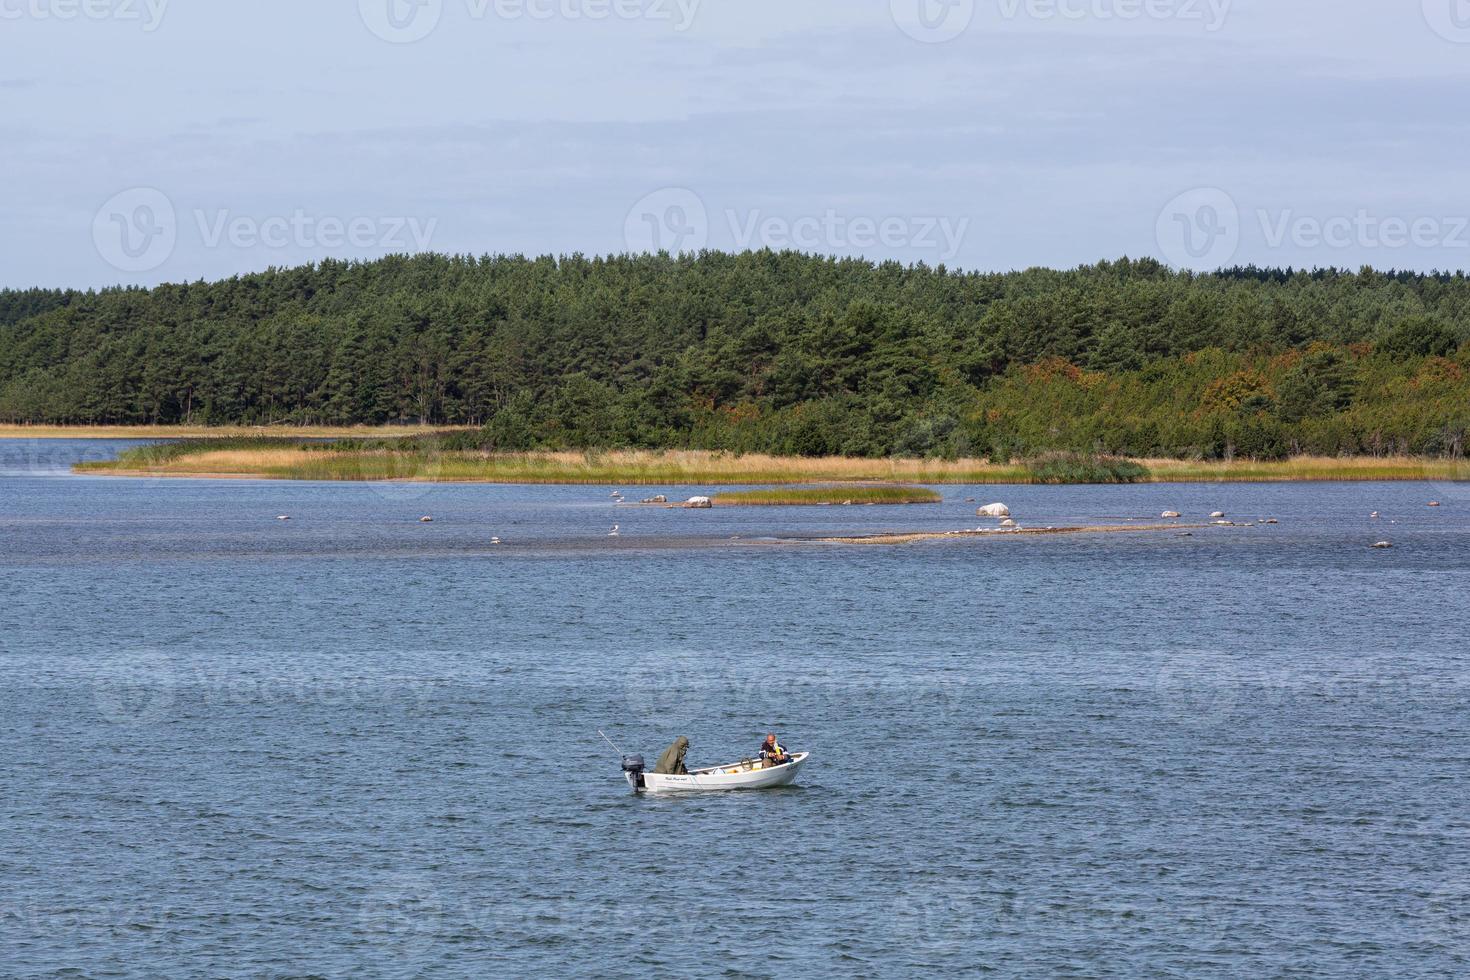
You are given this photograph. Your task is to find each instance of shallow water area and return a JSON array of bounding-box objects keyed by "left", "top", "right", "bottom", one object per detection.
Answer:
[{"left": 3, "top": 439, "right": 1469, "bottom": 977}]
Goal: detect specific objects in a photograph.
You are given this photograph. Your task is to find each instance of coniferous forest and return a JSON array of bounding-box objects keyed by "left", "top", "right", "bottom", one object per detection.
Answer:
[{"left": 3, "top": 252, "right": 1468, "bottom": 460}]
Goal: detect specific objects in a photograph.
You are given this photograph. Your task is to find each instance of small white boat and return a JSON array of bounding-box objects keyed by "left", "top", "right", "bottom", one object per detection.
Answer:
[{"left": 623, "top": 753, "right": 810, "bottom": 793}]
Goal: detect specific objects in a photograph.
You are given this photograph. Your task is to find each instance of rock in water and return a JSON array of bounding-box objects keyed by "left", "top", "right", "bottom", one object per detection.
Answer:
[
  {"left": 977, "top": 503, "right": 1010, "bottom": 518},
  {"left": 1210, "top": 511, "right": 1226, "bottom": 519},
  {"left": 1429, "top": 501, "right": 1442, "bottom": 507},
  {"left": 686, "top": 496, "right": 713, "bottom": 509},
  {"left": 1372, "top": 541, "right": 1393, "bottom": 549},
  {"left": 1162, "top": 511, "right": 1182, "bottom": 519}
]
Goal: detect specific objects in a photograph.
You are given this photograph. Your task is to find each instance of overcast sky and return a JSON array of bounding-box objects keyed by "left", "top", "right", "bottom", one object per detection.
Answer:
[{"left": 3, "top": 0, "right": 1469, "bottom": 288}]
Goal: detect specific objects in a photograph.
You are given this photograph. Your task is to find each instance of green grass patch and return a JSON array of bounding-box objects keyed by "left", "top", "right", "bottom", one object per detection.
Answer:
[
  {"left": 1023, "top": 452, "right": 1150, "bottom": 484},
  {"left": 714, "top": 486, "right": 943, "bottom": 506}
]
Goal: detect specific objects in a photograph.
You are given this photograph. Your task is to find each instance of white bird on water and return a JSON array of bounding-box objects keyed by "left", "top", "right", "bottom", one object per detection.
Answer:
[
  {"left": 609, "top": 525, "right": 620, "bottom": 537},
  {"left": 276, "top": 515, "right": 290, "bottom": 521}
]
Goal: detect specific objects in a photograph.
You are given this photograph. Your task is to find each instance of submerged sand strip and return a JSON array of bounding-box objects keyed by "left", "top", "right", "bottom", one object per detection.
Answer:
[{"left": 815, "top": 523, "right": 1210, "bottom": 545}]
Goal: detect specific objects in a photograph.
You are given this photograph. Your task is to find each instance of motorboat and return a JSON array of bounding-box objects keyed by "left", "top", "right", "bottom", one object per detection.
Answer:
[{"left": 622, "top": 751, "right": 810, "bottom": 793}]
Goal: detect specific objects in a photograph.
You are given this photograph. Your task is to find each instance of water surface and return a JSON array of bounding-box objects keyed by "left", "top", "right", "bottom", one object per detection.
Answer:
[{"left": 3, "top": 439, "right": 1468, "bottom": 977}]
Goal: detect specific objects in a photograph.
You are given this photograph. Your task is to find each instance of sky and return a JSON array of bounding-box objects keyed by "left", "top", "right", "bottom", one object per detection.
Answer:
[{"left": 2, "top": 0, "right": 1469, "bottom": 288}]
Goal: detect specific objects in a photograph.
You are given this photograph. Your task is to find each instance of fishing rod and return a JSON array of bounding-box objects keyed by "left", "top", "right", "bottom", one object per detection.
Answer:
[{"left": 597, "top": 730, "right": 626, "bottom": 758}]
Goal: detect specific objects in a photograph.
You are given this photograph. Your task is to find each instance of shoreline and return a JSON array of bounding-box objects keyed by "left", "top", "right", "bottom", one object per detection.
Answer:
[
  {"left": 815, "top": 523, "right": 1209, "bottom": 545},
  {"left": 68, "top": 448, "right": 1468, "bottom": 486},
  {"left": 0, "top": 424, "right": 464, "bottom": 440}
]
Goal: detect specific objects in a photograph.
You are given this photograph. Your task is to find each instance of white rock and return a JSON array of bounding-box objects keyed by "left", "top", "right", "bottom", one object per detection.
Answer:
[
  {"left": 1161, "top": 511, "right": 1182, "bottom": 519},
  {"left": 420, "top": 516, "right": 433, "bottom": 522},
  {"left": 1429, "top": 501, "right": 1442, "bottom": 507},
  {"left": 1210, "top": 511, "right": 1226, "bottom": 519},
  {"left": 977, "top": 503, "right": 1010, "bottom": 518},
  {"left": 686, "top": 496, "right": 713, "bottom": 509},
  {"left": 1372, "top": 541, "right": 1393, "bottom": 549},
  {"left": 1000, "top": 518, "right": 1017, "bottom": 527}
]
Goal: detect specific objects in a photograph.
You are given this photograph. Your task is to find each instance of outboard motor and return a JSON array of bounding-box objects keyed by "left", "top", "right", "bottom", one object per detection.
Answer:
[{"left": 621, "top": 754, "right": 646, "bottom": 791}]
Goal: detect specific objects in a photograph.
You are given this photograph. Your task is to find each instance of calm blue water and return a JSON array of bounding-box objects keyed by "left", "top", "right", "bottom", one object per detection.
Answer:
[{"left": 3, "top": 439, "right": 1469, "bottom": 978}]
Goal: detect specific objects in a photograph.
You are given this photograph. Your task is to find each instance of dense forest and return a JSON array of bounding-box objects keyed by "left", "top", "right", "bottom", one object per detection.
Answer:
[{"left": 3, "top": 252, "right": 1468, "bottom": 460}]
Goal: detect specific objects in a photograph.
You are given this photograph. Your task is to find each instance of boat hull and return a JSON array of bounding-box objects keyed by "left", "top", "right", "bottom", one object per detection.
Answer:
[{"left": 628, "top": 753, "right": 809, "bottom": 793}]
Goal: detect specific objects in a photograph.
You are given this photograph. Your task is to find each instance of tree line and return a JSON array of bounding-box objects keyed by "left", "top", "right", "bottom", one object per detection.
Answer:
[{"left": 2, "top": 252, "right": 1467, "bottom": 459}]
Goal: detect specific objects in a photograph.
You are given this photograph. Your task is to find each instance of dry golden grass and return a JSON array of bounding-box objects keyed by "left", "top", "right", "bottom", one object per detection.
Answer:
[
  {"left": 1140, "top": 456, "right": 1470, "bottom": 483},
  {"left": 75, "top": 446, "right": 1470, "bottom": 486}
]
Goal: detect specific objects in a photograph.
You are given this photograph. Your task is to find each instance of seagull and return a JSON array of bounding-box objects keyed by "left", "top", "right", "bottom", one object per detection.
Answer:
[
  {"left": 420, "top": 516, "right": 433, "bottom": 523},
  {"left": 276, "top": 515, "right": 290, "bottom": 521},
  {"left": 490, "top": 537, "right": 502, "bottom": 545},
  {"left": 609, "top": 525, "right": 620, "bottom": 537}
]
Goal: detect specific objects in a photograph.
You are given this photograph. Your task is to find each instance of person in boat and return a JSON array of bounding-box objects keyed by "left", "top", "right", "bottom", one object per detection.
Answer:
[{"left": 759, "top": 733, "right": 790, "bottom": 766}]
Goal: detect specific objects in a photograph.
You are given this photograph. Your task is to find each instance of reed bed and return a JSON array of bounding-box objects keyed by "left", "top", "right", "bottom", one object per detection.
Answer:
[
  {"left": 1140, "top": 456, "right": 1470, "bottom": 483},
  {"left": 77, "top": 444, "right": 1470, "bottom": 486},
  {"left": 715, "top": 486, "right": 942, "bottom": 506}
]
